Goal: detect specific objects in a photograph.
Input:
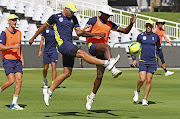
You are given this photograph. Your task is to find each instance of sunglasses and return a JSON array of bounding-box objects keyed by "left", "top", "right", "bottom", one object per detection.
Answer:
[
  {"left": 145, "top": 24, "right": 153, "bottom": 28},
  {"left": 68, "top": 8, "right": 75, "bottom": 14}
]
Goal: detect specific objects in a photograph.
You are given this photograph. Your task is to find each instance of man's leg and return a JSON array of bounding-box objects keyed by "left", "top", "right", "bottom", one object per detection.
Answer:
[
  {"left": 43, "top": 67, "right": 72, "bottom": 106},
  {"left": 96, "top": 43, "right": 122, "bottom": 78},
  {"left": 141, "top": 73, "right": 153, "bottom": 106},
  {"left": 10, "top": 73, "right": 23, "bottom": 110},
  {"left": 51, "top": 62, "right": 57, "bottom": 84},
  {"left": 160, "top": 58, "right": 174, "bottom": 76},
  {"left": 133, "top": 71, "right": 146, "bottom": 102},
  {"left": 86, "top": 65, "right": 105, "bottom": 110},
  {"left": 43, "top": 64, "right": 49, "bottom": 86},
  {"left": 144, "top": 73, "right": 153, "bottom": 100},
  {"left": 0, "top": 73, "right": 15, "bottom": 91},
  {"left": 76, "top": 49, "right": 120, "bottom": 71}
]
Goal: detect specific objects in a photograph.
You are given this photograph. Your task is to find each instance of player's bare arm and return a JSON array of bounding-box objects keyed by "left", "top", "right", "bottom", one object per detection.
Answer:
[
  {"left": 29, "top": 23, "right": 48, "bottom": 45},
  {"left": 0, "top": 43, "right": 20, "bottom": 51},
  {"left": 117, "top": 15, "right": 136, "bottom": 34},
  {"left": 132, "top": 60, "right": 137, "bottom": 68},
  {"left": 38, "top": 37, "right": 45, "bottom": 58},
  {"left": 163, "top": 34, "right": 173, "bottom": 46},
  {"left": 75, "top": 27, "right": 106, "bottom": 37},
  {"left": 20, "top": 45, "right": 24, "bottom": 67}
]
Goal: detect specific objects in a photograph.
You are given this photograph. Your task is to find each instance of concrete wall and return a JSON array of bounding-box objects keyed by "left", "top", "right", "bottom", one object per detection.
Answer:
[{"left": 0, "top": 45, "right": 179, "bottom": 68}]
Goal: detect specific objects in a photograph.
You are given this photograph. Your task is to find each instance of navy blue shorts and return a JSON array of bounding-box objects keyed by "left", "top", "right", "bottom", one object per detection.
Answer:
[
  {"left": 88, "top": 43, "right": 106, "bottom": 60},
  {"left": 57, "top": 41, "right": 77, "bottom": 57},
  {"left": 43, "top": 52, "right": 58, "bottom": 64},
  {"left": 139, "top": 62, "right": 157, "bottom": 74},
  {"left": 3, "top": 58, "right": 23, "bottom": 75}
]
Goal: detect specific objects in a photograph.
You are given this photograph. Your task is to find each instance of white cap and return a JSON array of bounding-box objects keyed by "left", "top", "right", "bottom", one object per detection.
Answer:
[
  {"left": 156, "top": 19, "right": 165, "bottom": 25},
  {"left": 99, "top": 5, "right": 114, "bottom": 16}
]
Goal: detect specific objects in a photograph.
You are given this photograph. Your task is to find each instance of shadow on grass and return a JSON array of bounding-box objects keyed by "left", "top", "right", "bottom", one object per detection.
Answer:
[
  {"left": 45, "top": 110, "right": 123, "bottom": 118},
  {"left": 5, "top": 104, "right": 27, "bottom": 109},
  {"left": 133, "top": 101, "right": 156, "bottom": 105},
  {"left": 41, "top": 86, "right": 66, "bottom": 89},
  {"left": 154, "top": 73, "right": 162, "bottom": 75}
]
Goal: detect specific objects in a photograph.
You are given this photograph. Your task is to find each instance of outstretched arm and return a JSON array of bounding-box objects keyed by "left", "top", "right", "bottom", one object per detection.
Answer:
[
  {"left": 117, "top": 15, "right": 136, "bottom": 34},
  {"left": 29, "top": 23, "right": 48, "bottom": 45}
]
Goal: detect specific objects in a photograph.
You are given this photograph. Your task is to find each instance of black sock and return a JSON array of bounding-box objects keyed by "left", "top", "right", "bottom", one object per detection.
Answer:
[{"left": 164, "top": 68, "right": 167, "bottom": 72}]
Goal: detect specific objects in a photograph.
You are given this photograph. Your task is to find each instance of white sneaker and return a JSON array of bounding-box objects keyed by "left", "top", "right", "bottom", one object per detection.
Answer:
[
  {"left": 43, "top": 88, "right": 50, "bottom": 106},
  {"left": 165, "top": 71, "right": 174, "bottom": 76},
  {"left": 111, "top": 67, "right": 122, "bottom": 78},
  {"left": 10, "top": 103, "right": 24, "bottom": 110},
  {"left": 142, "top": 99, "right": 148, "bottom": 106},
  {"left": 133, "top": 91, "right": 139, "bottom": 102},
  {"left": 86, "top": 95, "right": 94, "bottom": 111},
  {"left": 106, "top": 55, "right": 120, "bottom": 71}
]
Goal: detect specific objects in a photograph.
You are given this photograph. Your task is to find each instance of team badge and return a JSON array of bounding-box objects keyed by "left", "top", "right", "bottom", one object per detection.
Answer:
[
  {"left": 59, "top": 17, "right": 63, "bottom": 22},
  {"left": 46, "top": 30, "right": 49, "bottom": 33},
  {"left": 152, "top": 37, "right": 154, "bottom": 40},
  {"left": 143, "top": 36, "right": 146, "bottom": 40}
]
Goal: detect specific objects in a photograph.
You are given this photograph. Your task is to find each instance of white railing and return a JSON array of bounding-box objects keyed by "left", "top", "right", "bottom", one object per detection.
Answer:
[{"left": 22, "top": 0, "right": 180, "bottom": 40}]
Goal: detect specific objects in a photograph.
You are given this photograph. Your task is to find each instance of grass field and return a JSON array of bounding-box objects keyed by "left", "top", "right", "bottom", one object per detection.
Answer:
[
  {"left": 138, "top": 12, "right": 180, "bottom": 23},
  {"left": 0, "top": 69, "right": 179, "bottom": 119}
]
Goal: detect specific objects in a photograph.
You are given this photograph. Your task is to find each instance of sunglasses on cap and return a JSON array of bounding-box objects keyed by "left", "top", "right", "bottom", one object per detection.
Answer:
[
  {"left": 68, "top": 8, "right": 75, "bottom": 14},
  {"left": 145, "top": 24, "right": 153, "bottom": 28}
]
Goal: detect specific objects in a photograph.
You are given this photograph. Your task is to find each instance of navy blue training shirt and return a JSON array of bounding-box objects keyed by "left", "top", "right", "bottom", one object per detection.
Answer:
[
  {"left": 46, "top": 13, "right": 80, "bottom": 44},
  {"left": 133, "top": 32, "right": 165, "bottom": 64},
  {"left": 41, "top": 27, "right": 57, "bottom": 53}
]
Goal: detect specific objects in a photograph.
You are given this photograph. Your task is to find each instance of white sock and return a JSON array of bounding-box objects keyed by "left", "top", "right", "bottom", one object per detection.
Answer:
[
  {"left": 90, "top": 92, "right": 96, "bottom": 99},
  {"left": 12, "top": 94, "right": 19, "bottom": 104},
  {"left": 104, "top": 60, "right": 109, "bottom": 67},
  {"left": 0, "top": 87, "right": 2, "bottom": 93},
  {"left": 47, "top": 88, "right": 53, "bottom": 96}
]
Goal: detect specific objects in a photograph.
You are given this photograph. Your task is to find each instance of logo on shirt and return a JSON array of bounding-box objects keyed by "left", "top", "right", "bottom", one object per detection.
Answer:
[
  {"left": 152, "top": 37, "right": 154, "bottom": 40},
  {"left": 143, "top": 36, "right": 147, "bottom": 40},
  {"left": 46, "top": 30, "right": 49, "bottom": 33},
  {"left": 59, "top": 17, "right": 63, "bottom": 22}
]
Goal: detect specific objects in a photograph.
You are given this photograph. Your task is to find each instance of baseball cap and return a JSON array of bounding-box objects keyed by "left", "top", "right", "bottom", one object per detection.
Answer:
[
  {"left": 8, "top": 14, "right": 18, "bottom": 20},
  {"left": 145, "top": 20, "right": 153, "bottom": 26},
  {"left": 99, "top": 5, "right": 114, "bottom": 16},
  {"left": 65, "top": 2, "right": 78, "bottom": 13}
]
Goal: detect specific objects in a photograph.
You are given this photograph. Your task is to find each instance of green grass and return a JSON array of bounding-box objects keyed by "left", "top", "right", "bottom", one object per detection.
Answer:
[
  {"left": 138, "top": 12, "right": 180, "bottom": 23},
  {"left": 0, "top": 70, "right": 180, "bottom": 119}
]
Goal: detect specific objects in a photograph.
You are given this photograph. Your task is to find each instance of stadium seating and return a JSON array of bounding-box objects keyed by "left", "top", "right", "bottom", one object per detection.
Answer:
[{"left": 25, "top": 3, "right": 34, "bottom": 17}]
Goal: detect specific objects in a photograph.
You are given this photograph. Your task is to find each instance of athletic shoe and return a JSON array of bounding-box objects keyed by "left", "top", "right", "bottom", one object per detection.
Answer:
[
  {"left": 133, "top": 91, "right": 139, "bottom": 102},
  {"left": 112, "top": 67, "right": 122, "bottom": 78},
  {"left": 165, "top": 71, "right": 174, "bottom": 76},
  {"left": 106, "top": 55, "right": 120, "bottom": 71},
  {"left": 142, "top": 99, "right": 148, "bottom": 106},
  {"left": 86, "top": 95, "right": 94, "bottom": 111},
  {"left": 10, "top": 103, "right": 24, "bottom": 110},
  {"left": 43, "top": 88, "right": 50, "bottom": 106}
]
